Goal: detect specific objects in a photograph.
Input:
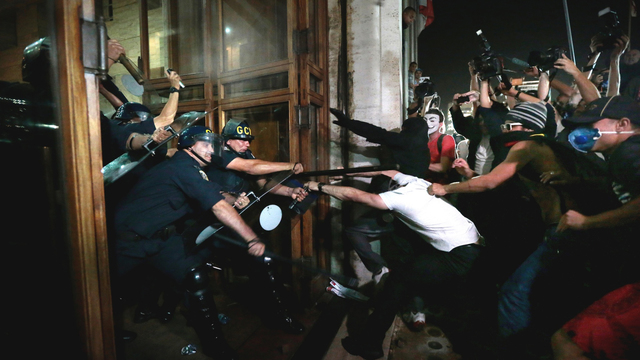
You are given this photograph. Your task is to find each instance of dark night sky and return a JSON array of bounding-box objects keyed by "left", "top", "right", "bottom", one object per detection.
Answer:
[{"left": 417, "top": 0, "right": 639, "bottom": 105}]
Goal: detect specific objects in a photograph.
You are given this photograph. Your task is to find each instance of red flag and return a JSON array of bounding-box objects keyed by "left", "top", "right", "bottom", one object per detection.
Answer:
[{"left": 418, "top": 0, "right": 435, "bottom": 28}]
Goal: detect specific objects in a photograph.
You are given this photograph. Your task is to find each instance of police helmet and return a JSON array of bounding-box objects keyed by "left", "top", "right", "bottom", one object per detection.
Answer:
[
  {"left": 222, "top": 119, "right": 255, "bottom": 141},
  {"left": 178, "top": 125, "right": 219, "bottom": 149},
  {"left": 114, "top": 102, "right": 153, "bottom": 122}
]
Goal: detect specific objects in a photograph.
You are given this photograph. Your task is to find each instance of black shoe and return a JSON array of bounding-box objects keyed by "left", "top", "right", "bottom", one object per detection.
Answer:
[
  {"left": 341, "top": 336, "right": 383, "bottom": 360},
  {"left": 267, "top": 314, "right": 304, "bottom": 335}
]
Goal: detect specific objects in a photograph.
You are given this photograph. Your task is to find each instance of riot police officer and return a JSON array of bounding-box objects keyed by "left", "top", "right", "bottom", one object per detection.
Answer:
[
  {"left": 206, "top": 118, "right": 306, "bottom": 200},
  {"left": 114, "top": 126, "right": 264, "bottom": 359}
]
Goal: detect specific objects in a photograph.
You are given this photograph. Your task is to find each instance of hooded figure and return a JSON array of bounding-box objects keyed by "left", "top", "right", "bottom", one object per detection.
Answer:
[{"left": 330, "top": 108, "right": 431, "bottom": 180}]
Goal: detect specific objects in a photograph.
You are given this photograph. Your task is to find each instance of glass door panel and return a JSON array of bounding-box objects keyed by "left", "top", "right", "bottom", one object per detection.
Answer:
[
  {"left": 221, "top": 0, "right": 288, "bottom": 71},
  {"left": 147, "top": 0, "right": 205, "bottom": 79},
  {"left": 225, "top": 102, "right": 290, "bottom": 162}
]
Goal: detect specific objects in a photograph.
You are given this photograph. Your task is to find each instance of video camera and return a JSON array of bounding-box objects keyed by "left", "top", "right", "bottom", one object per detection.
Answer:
[
  {"left": 471, "top": 30, "right": 504, "bottom": 80},
  {"left": 527, "top": 46, "right": 567, "bottom": 72},
  {"left": 415, "top": 77, "right": 435, "bottom": 99},
  {"left": 593, "top": 7, "right": 626, "bottom": 52}
]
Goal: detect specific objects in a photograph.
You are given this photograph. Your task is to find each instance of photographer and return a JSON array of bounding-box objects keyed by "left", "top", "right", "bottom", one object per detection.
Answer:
[
  {"left": 604, "top": 35, "right": 630, "bottom": 97},
  {"left": 554, "top": 54, "right": 601, "bottom": 112}
]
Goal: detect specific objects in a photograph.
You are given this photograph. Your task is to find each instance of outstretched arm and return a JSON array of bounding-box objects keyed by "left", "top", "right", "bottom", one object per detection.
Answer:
[
  {"left": 606, "top": 35, "right": 629, "bottom": 97},
  {"left": 227, "top": 158, "right": 303, "bottom": 176},
  {"left": 554, "top": 54, "right": 600, "bottom": 104},
  {"left": 304, "top": 181, "right": 389, "bottom": 210},
  {"left": 428, "top": 140, "right": 532, "bottom": 196},
  {"left": 211, "top": 200, "right": 264, "bottom": 256},
  {"left": 153, "top": 71, "right": 183, "bottom": 128},
  {"left": 557, "top": 196, "right": 640, "bottom": 232}
]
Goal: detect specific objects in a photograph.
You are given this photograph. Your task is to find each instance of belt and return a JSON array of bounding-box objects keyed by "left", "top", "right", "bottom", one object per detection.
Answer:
[{"left": 119, "top": 224, "right": 178, "bottom": 242}]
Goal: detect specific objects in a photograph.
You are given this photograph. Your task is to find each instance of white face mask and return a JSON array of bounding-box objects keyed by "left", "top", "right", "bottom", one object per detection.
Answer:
[{"left": 425, "top": 114, "right": 440, "bottom": 134}]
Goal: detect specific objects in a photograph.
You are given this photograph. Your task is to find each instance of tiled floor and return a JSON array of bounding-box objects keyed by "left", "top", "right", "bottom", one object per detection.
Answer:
[{"left": 116, "top": 249, "right": 493, "bottom": 360}]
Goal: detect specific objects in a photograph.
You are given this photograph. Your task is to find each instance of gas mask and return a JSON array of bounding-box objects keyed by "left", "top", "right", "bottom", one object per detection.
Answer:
[{"left": 568, "top": 127, "right": 635, "bottom": 153}]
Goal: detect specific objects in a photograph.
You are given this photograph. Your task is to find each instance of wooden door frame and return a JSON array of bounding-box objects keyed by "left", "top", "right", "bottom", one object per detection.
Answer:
[{"left": 56, "top": 0, "right": 116, "bottom": 359}]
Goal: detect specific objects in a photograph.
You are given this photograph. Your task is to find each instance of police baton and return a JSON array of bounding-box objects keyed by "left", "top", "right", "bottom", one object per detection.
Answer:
[{"left": 211, "top": 232, "right": 358, "bottom": 288}]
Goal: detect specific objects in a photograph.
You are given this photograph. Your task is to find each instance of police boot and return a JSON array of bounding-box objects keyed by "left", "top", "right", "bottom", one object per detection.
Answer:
[
  {"left": 185, "top": 266, "right": 237, "bottom": 360},
  {"left": 158, "top": 288, "right": 182, "bottom": 323},
  {"left": 251, "top": 258, "right": 304, "bottom": 335}
]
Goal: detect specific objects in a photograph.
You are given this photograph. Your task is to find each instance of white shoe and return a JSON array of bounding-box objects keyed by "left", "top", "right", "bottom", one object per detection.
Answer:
[
  {"left": 372, "top": 266, "right": 390, "bottom": 284},
  {"left": 402, "top": 311, "right": 426, "bottom": 331}
]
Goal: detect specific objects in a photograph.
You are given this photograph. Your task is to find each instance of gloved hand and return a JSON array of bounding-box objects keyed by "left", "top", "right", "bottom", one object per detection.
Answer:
[{"left": 330, "top": 108, "right": 350, "bottom": 127}]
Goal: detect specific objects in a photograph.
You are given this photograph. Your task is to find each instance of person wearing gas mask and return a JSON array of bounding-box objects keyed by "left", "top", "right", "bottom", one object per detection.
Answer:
[
  {"left": 559, "top": 95, "right": 640, "bottom": 237},
  {"left": 428, "top": 98, "right": 628, "bottom": 358},
  {"left": 114, "top": 126, "right": 263, "bottom": 360}
]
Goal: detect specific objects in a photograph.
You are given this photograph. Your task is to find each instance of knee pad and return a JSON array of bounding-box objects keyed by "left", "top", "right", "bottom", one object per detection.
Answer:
[{"left": 183, "top": 265, "right": 210, "bottom": 295}]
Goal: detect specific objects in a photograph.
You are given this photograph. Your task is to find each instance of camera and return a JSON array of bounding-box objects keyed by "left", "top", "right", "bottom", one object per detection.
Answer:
[
  {"left": 471, "top": 30, "right": 503, "bottom": 80},
  {"left": 593, "top": 7, "right": 626, "bottom": 52},
  {"left": 527, "top": 46, "right": 567, "bottom": 72},
  {"left": 415, "top": 77, "right": 435, "bottom": 99},
  {"left": 456, "top": 95, "right": 470, "bottom": 104}
]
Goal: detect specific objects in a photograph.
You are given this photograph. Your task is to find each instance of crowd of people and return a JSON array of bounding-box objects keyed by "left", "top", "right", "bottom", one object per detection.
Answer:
[
  {"left": 325, "top": 30, "right": 640, "bottom": 360},
  {"left": 96, "top": 13, "right": 639, "bottom": 360}
]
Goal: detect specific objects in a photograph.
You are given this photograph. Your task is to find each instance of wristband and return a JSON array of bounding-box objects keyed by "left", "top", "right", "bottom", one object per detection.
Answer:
[
  {"left": 515, "top": 90, "right": 522, "bottom": 100},
  {"left": 317, "top": 182, "right": 325, "bottom": 192},
  {"left": 247, "top": 238, "right": 260, "bottom": 248},
  {"left": 169, "top": 86, "right": 180, "bottom": 93}
]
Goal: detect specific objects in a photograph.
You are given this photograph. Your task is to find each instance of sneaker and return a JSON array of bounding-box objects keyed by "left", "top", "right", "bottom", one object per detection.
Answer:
[
  {"left": 402, "top": 311, "right": 426, "bottom": 332},
  {"left": 372, "top": 266, "right": 390, "bottom": 284}
]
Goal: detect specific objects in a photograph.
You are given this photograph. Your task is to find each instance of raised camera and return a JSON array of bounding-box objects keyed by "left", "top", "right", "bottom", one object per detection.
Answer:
[
  {"left": 528, "top": 46, "right": 567, "bottom": 72},
  {"left": 471, "top": 30, "right": 503, "bottom": 80},
  {"left": 593, "top": 8, "right": 626, "bottom": 52}
]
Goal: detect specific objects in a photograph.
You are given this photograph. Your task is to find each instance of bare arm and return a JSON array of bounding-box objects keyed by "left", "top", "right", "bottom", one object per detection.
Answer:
[
  {"left": 304, "top": 181, "right": 389, "bottom": 210},
  {"left": 211, "top": 200, "right": 264, "bottom": 256},
  {"left": 480, "top": 79, "right": 492, "bottom": 108},
  {"left": 227, "top": 158, "right": 303, "bottom": 176},
  {"left": 557, "top": 196, "right": 640, "bottom": 232},
  {"left": 550, "top": 78, "right": 577, "bottom": 97},
  {"left": 554, "top": 54, "right": 600, "bottom": 103},
  {"left": 125, "top": 127, "right": 172, "bottom": 151},
  {"left": 538, "top": 71, "right": 550, "bottom": 101},
  {"left": 152, "top": 71, "right": 183, "bottom": 129},
  {"left": 429, "top": 156, "right": 453, "bottom": 174},
  {"left": 606, "top": 35, "right": 629, "bottom": 97},
  {"left": 428, "top": 141, "right": 532, "bottom": 196},
  {"left": 99, "top": 82, "right": 124, "bottom": 109}
]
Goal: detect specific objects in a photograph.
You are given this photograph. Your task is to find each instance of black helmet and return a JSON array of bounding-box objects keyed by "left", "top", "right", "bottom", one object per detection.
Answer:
[
  {"left": 222, "top": 119, "right": 255, "bottom": 141},
  {"left": 178, "top": 125, "right": 216, "bottom": 149},
  {"left": 114, "top": 102, "right": 153, "bottom": 122}
]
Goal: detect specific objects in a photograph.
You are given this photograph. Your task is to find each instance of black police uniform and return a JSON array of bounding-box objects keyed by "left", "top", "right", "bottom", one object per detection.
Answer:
[
  {"left": 205, "top": 146, "right": 257, "bottom": 194},
  {"left": 114, "top": 150, "right": 223, "bottom": 280},
  {"left": 114, "top": 150, "right": 236, "bottom": 359}
]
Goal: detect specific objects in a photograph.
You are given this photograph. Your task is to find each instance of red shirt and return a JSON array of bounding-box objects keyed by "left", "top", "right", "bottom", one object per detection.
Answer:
[{"left": 428, "top": 134, "right": 456, "bottom": 165}]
